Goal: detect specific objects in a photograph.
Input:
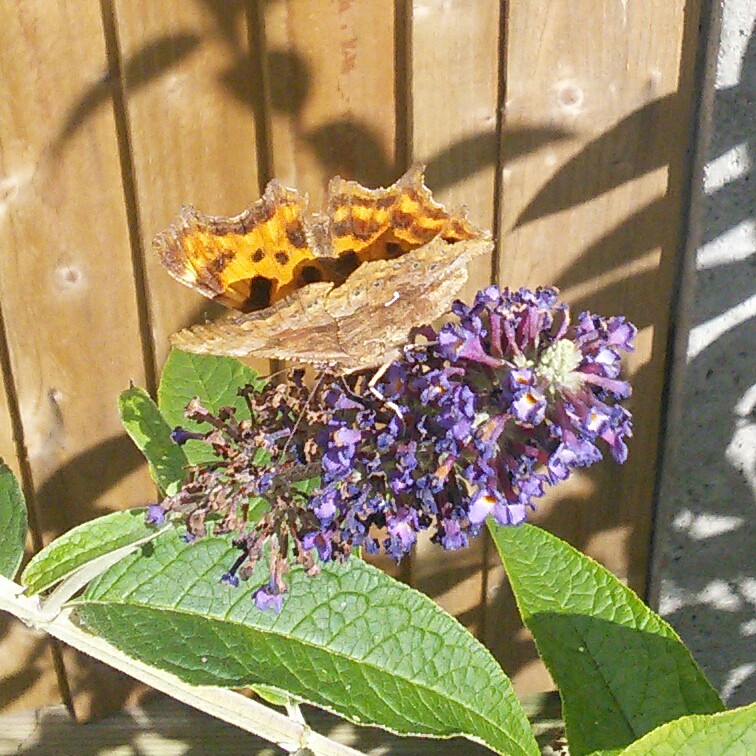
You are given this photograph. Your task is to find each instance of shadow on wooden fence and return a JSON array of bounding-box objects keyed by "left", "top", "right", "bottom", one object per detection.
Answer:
[{"left": 0, "top": 0, "right": 709, "bottom": 725}]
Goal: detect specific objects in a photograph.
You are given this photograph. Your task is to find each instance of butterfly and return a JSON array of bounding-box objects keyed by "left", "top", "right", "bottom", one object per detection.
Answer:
[{"left": 154, "top": 165, "right": 492, "bottom": 371}]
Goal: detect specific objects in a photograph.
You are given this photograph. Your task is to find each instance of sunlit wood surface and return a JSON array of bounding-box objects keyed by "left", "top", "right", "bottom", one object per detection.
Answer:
[{"left": 0, "top": 0, "right": 705, "bottom": 717}]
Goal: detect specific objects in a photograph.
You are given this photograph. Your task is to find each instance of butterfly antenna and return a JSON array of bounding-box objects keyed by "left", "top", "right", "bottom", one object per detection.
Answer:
[
  {"left": 277, "top": 369, "right": 328, "bottom": 463},
  {"left": 260, "top": 363, "right": 299, "bottom": 385}
]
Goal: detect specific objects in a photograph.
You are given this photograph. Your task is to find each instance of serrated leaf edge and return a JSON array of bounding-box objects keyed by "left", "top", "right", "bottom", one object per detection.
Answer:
[
  {"left": 21, "top": 509, "right": 160, "bottom": 595},
  {"left": 618, "top": 703, "right": 756, "bottom": 755},
  {"left": 76, "top": 559, "right": 535, "bottom": 756}
]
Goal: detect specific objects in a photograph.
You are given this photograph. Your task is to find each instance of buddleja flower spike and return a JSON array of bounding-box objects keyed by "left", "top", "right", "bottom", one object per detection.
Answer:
[{"left": 150, "top": 286, "right": 635, "bottom": 610}]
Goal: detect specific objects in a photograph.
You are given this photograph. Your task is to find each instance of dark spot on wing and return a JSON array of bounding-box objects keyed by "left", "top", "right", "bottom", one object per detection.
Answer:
[
  {"left": 252, "top": 248, "right": 265, "bottom": 262},
  {"left": 275, "top": 251, "right": 290, "bottom": 265},
  {"left": 409, "top": 223, "right": 436, "bottom": 242},
  {"left": 352, "top": 216, "right": 378, "bottom": 240},
  {"left": 332, "top": 250, "right": 360, "bottom": 278},
  {"left": 286, "top": 221, "right": 307, "bottom": 248},
  {"left": 423, "top": 205, "right": 448, "bottom": 220},
  {"left": 207, "top": 249, "right": 236, "bottom": 274},
  {"left": 391, "top": 210, "right": 414, "bottom": 229},
  {"left": 300, "top": 265, "right": 323, "bottom": 283},
  {"left": 242, "top": 277, "right": 274, "bottom": 311},
  {"left": 384, "top": 241, "right": 403, "bottom": 258},
  {"left": 332, "top": 220, "right": 351, "bottom": 237}
]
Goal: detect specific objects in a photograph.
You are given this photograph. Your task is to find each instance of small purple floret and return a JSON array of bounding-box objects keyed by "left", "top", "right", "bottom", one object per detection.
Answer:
[
  {"left": 304, "top": 285, "right": 635, "bottom": 564},
  {"left": 511, "top": 388, "right": 547, "bottom": 426},
  {"left": 468, "top": 490, "right": 497, "bottom": 525},
  {"left": 220, "top": 571, "right": 240, "bottom": 588},
  {"left": 170, "top": 427, "right": 205, "bottom": 445},
  {"left": 253, "top": 582, "right": 284, "bottom": 613},
  {"left": 145, "top": 504, "right": 166, "bottom": 526}
]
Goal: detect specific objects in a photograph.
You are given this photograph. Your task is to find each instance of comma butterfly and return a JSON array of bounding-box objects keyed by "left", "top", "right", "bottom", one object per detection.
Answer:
[{"left": 154, "top": 165, "right": 492, "bottom": 370}]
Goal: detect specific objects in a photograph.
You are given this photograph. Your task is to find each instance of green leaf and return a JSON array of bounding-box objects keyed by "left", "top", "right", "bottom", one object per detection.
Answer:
[
  {"left": 75, "top": 530, "right": 538, "bottom": 756},
  {"left": 292, "top": 475, "right": 321, "bottom": 495},
  {"left": 620, "top": 703, "right": 756, "bottom": 755},
  {"left": 21, "top": 509, "right": 160, "bottom": 595},
  {"left": 246, "top": 496, "right": 270, "bottom": 524},
  {"left": 158, "top": 350, "right": 264, "bottom": 465},
  {"left": 0, "top": 459, "right": 27, "bottom": 580},
  {"left": 488, "top": 523, "right": 724, "bottom": 756},
  {"left": 119, "top": 386, "right": 188, "bottom": 495}
]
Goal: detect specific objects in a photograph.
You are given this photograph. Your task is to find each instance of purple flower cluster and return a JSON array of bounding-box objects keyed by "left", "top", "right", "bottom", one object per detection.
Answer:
[
  {"left": 150, "top": 286, "right": 635, "bottom": 610},
  {"left": 307, "top": 286, "right": 635, "bottom": 562}
]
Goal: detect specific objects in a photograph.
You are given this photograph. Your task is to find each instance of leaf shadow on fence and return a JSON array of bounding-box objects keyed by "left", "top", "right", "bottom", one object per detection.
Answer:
[
  {"left": 482, "top": 26, "right": 755, "bottom": 707},
  {"left": 479, "top": 100, "right": 694, "bottom": 681},
  {"left": 0, "top": 613, "right": 51, "bottom": 710},
  {"left": 5, "top": 0, "right": 737, "bottom": 736},
  {"left": 51, "top": 34, "right": 202, "bottom": 156},
  {"left": 0, "top": 436, "right": 150, "bottom": 716}
]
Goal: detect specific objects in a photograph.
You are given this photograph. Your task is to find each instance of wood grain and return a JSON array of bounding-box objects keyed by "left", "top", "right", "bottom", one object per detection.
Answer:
[
  {"left": 488, "top": 0, "right": 705, "bottom": 694},
  {"left": 408, "top": 0, "right": 501, "bottom": 636},
  {"left": 0, "top": 368, "right": 18, "bottom": 479},
  {"left": 411, "top": 0, "right": 499, "bottom": 292},
  {"left": 263, "top": 0, "right": 398, "bottom": 204},
  {"left": 0, "top": 0, "right": 707, "bottom": 717},
  {"left": 110, "top": 0, "right": 268, "bottom": 373},
  {"left": 263, "top": 0, "right": 401, "bottom": 579},
  {"left": 0, "top": 0, "right": 156, "bottom": 717}
]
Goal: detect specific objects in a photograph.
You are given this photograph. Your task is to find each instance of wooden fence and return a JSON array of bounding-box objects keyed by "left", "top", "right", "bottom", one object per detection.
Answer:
[{"left": 0, "top": 0, "right": 706, "bottom": 718}]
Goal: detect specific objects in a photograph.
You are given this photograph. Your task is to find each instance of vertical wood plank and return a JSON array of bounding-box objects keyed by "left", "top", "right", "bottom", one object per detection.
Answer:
[
  {"left": 488, "top": 0, "right": 705, "bottom": 694},
  {"left": 0, "top": 605, "right": 61, "bottom": 715},
  {"left": 263, "top": 0, "right": 398, "bottom": 202},
  {"left": 411, "top": 0, "right": 500, "bottom": 289},
  {"left": 0, "top": 0, "right": 155, "bottom": 716},
  {"left": 0, "top": 369, "right": 19, "bottom": 479},
  {"left": 409, "top": 0, "right": 501, "bottom": 634},
  {"left": 0, "top": 0, "right": 707, "bottom": 717},
  {"left": 0, "top": 351, "right": 61, "bottom": 713},
  {"left": 263, "top": 0, "right": 400, "bottom": 577},
  {"left": 109, "top": 0, "right": 267, "bottom": 372}
]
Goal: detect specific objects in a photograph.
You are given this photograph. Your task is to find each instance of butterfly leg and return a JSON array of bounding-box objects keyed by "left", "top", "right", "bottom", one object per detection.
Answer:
[{"left": 367, "top": 361, "right": 404, "bottom": 418}]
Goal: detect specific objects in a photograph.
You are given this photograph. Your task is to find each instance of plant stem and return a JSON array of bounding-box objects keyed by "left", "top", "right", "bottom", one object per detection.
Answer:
[{"left": 0, "top": 575, "right": 362, "bottom": 756}]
